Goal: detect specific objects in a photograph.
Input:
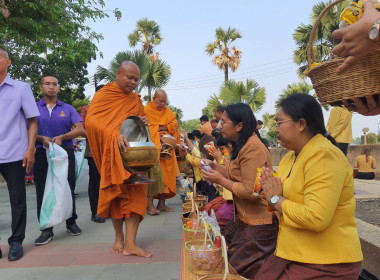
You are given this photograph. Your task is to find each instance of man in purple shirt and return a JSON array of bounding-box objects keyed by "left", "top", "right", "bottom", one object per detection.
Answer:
[
  {"left": 34, "top": 75, "right": 85, "bottom": 245},
  {"left": 0, "top": 47, "right": 39, "bottom": 261}
]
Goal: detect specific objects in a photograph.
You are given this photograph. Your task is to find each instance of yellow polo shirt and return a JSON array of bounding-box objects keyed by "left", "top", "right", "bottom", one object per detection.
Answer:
[
  {"left": 354, "top": 155, "right": 376, "bottom": 173},
  {"left": 276, "top": 134, "right": 363, "bottom": 264},
  {"left": 326, "top": 106, "right": 353, "bottom": 143}
]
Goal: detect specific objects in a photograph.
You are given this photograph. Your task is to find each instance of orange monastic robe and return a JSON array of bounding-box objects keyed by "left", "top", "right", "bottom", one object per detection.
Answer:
[
  {"left": 144, "top": 101, "right": 178, "bottom": 199},
  {"left": 86, "top": 82, "right": 147, "bottom": 219}
]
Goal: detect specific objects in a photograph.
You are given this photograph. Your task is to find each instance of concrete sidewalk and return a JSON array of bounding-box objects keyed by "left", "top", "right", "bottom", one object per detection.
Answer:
[
  {"left": 0, "top": 179, "right": 183, "bottom": 280},
  {"left": 1, "top": 177, "right": 379, "bottom": 280}
]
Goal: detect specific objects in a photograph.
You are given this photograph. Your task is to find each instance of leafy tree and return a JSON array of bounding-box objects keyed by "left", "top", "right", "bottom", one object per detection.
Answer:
[
  {"left": 219, "top": 79, "right": 266, "bottom": 112},
  {"left": 181, "top": 119, "right": 200, "bottom": 132},
  {"left": 168, "top": 105, "right": 183, "bottom": 125},
  {"left": 377, "top": 134, "right": 380, "bottom": 144},
  {"left": 0, "top": 0, "right": 121, "bottom": 103},
  {"left": 128, "top": 18, "right": 163, "bottom": 56},
  {"left": 205, "top": 27, "right": 242, "bottom": 81},
  {"left": 367, "top": 133, "right": 377, "bottom": 145},
  {"left": 73, "top": 97, "right": 91, "bottom": 113},
  {"left": 353, "top": 137, "right": 362, "bottom": 144},
  {"left": 293, "top": 0, "right": 350, "bottom": 77},
  {"left": 267, "top": 130, "right": 278, "bottom": 144}
]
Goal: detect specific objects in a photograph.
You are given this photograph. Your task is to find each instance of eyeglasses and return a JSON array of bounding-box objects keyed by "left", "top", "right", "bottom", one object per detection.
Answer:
[
  {"left": 220, "top": 120, "right": 232, "bottom": 126},
  {"left": 275, "top": 119, "right": 292, "bottom": 127},
  {"left": 42, "top": 82, "right": 59, "bottom": 87}
]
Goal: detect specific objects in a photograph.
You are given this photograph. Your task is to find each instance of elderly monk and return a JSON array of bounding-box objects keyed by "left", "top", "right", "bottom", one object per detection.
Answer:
[
  {"left": 85, "top": 61, "right": 151, "bottom": 258},
  {"left": 145, "top": 89, "right": 179, "bottom": 214}
]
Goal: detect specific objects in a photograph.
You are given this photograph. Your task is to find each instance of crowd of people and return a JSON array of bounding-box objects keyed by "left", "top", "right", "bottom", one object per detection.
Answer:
[{"left": 0, "top": 2, "right": 379, "bottom": 277}]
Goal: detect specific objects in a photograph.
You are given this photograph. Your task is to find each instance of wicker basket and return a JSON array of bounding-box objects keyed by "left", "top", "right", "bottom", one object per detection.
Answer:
[
  {"left": 307, "top": 0, "right": 380, "bottom": 106},
  {"left": 181, "top": 198, "right": 199, "bottom": 225},
  {"left": 185, "top": 219, "right": 223, "bottom": 276},
  {"left": 183, "top": 201, "right": 205, "bottom": 213},
  {"left": 199, "top": 236, "right": 248, "bottom": 280},
  {"left": 185, "top": 194, "right": 207, "bottom": 205},
  {"left": 182, "top": 211, "right": 198, "bottom": 225},
  {"left": 182, "top": 223, "right": 211, "bottom": 242}
]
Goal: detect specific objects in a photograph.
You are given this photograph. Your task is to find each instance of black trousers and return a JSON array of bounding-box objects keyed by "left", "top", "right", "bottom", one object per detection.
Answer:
[
  {"left": 0, "top": 160, "right": 26, "bottom": 244},
  {"left": 34, "top": 147, "right": 77, "bottom": 231},
  {"left": 86, "top": 157, "right": 100, "bottom": 215},
  {"left": 337, "top": 142, "right": 349, "bottom": 156},
  {"left": 357, "top": 172, "right": 375, "bottom": 180}
]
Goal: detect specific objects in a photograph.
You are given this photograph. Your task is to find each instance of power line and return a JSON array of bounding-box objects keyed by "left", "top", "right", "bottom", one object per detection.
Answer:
[
  {"left": 165, "top": 65, "right": 296, "bottom": 89},
  {"left": 166, "top": 68, "right": 296, "bottom": 91},
  {"left": 167, "top": 58, "right": 294, "bottom": 84},
  {"left": 167, "top": 61, "right": 295, "bottom": 87}
]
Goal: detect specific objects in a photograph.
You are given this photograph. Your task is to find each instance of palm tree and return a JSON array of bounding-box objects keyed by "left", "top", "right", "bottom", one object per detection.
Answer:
[
  {"left": 275, "top": 82, "right": 313, "bottom": 110},
  {"left": 219, "top": 79, "right": 266, "bottom": 112},
  {"left": 262, "top": 113, "right": 276, "bottom": 131},
  {"left": 128, "top": 18, "right": 163, "bottom": 56},
  {"left": 95, "top": 50, "right": 171, "bottom": 101},
  {"left": 293, "top": 0, "right": 350, "bottom": 77},
  {"left": 203, "top": 94, "right": 223, "bottom": 118},
  {"left": 94, "top": 50, "right": 150, "bottom": 88},
  {"left": 205, "top": 27, "right": 242, "bottom": 81},
  {"left": 142, "top": 59, "right": 171, "bottom": 101},
  {"left": 362, "top": 127, "right": 369, "bottom": 144}
]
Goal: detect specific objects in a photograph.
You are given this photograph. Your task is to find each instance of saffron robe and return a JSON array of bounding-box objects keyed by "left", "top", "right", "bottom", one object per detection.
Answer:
[
  {"left": 144, "top": 101, "right": 178, "bottom": 198},
  {"left": 86, "top": 82, "right": 147, "bottom": 219}
]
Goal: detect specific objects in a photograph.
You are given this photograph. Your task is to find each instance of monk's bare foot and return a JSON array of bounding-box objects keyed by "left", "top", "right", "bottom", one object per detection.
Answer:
[
  {"left": 111, "top": 237, "right": 124, "bottom": 253},
  {"left": 156, "top": 205, "right": 174, "bottom": 212},
  {"left": 147, "top": 206, "right": 160, "bottom": 216},
  {"left": 123, "top": 245, "right": 152, "bottom": 258}
]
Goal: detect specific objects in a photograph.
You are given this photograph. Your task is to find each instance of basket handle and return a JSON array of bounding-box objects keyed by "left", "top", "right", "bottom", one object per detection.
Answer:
[
  {"left": 191, "top": 192, "right": 195, "bottom": 213},
  {"left": 201, "top": 217, "right": 209, "bottom": 245},
  {"left": 221, "top": 235, "right": 229, "bottom": 280},
  {"left": 307, "top": 0, "right": 345, "bottom": 70}
]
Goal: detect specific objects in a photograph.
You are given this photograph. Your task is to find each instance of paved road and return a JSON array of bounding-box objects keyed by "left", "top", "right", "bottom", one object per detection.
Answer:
[{"left": 0, "top": 178, "right": 182, "bottom": 280}]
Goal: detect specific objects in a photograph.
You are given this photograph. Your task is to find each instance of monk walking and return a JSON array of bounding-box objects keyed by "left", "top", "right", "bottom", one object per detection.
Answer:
[
  {"left": 145, "top": 90, "right": 178, "bottom": 214},
  {"left": 85, "top": 61, "right": 151, "bottom": 258}
]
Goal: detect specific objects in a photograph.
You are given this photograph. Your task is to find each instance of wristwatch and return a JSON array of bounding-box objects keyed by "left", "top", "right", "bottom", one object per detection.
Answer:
[
  {"left": 270, "top": 195, "right": 282, "bottom": 207},
  {"left": 369, "top": 18, "right": 380, "bottom": 41}
]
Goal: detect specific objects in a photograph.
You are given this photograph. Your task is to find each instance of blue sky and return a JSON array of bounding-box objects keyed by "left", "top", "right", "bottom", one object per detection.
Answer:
[{"left": 85, "top": 0, "right": 380, "bottom": 138}]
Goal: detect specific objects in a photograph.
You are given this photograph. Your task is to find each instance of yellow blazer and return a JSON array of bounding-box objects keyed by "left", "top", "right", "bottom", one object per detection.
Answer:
[
  {"left": 326, "top": 106, "right": 353, "bottom": 143},
  {"left": 276, "top": 134, "right": 363, "bottom": 264}
]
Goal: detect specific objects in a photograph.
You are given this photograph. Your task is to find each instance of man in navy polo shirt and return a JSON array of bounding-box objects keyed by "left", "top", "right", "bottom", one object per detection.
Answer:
[
  {"left": 0, "top": 47, "right": 39, "bottom": 261},
  {"left": 34, "top": 76, "right": 85, "bottom": 245}
]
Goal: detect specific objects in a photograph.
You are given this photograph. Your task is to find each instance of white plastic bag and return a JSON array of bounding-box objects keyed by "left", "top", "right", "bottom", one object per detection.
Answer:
[
  {"left": 39, "top": 143, "right": 73, "bottom": 230},
  {"left": 74, "top": 139, "right": 86, "bottom": 182}
]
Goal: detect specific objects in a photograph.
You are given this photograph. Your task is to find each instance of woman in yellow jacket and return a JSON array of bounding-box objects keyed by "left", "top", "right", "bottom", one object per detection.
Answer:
[
  {"left": 354, "top": 149, "right": 377, "bottom": 180},
  {"left": 256, "top": 94, "right": 362, "bottom": 279}
]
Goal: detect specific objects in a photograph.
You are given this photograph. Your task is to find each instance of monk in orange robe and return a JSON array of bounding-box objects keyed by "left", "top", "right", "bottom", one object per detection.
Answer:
[
  {"left": 145, "top": 89, "right": 179, "bottom": 214},
  {"left": 85, "top": 61, "right": 151, "bottom": 258}
]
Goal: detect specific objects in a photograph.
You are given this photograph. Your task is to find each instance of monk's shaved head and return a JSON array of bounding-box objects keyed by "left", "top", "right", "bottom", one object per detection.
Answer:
[
  {"left": 118, "top": 61, "right": 140, "bottom": 74},
  {"left": 116, "top": 61, "right": 140, "bottom": 94},
  {"left": 154, "top": 89, "right": 167, "bottom": 99},
  {"left": 153, "top": 89, "right": 167, "bottom": 111}
]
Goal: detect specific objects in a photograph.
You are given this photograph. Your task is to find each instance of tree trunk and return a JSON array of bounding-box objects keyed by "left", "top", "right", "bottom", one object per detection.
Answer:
[
  {"left": 148, "top": 86, "right": 152, "bottom": 101},
  {"left": 224, "top": 64, "right": 228, "bottom": 82}
]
